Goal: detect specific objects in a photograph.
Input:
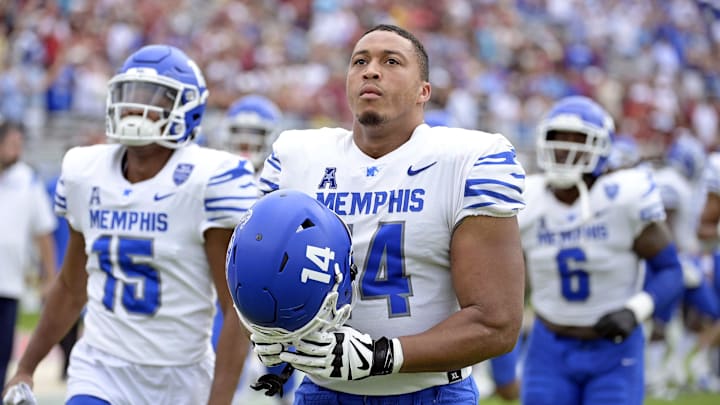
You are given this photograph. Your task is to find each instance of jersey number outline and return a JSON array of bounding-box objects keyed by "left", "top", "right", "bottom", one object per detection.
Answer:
[
  {"left": 92, "top": 235, "right": 160, "bottom": 315},
  {"left": 359, "top": 222, "right": 412, "bottom": 317},
  {"left": 556, "top": 247, "right": 590, "bottom": 301}
]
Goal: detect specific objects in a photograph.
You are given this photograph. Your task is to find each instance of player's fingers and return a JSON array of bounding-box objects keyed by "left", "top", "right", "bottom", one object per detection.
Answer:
[
  {"left": 280, "top": 351, "right": 332, "bottom": 369},
  {"left": 253, "top": 341, "right": 284, "bottom": 356}
]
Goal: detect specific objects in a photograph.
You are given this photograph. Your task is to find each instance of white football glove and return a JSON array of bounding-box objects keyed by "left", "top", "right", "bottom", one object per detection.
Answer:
[
  {"left": 279, "top": 325, "right": 403, "bottom": 380},
  {"left": 251, "top": 333, "right": 285, "bottom": 367},
  {"left": 2, "top": 383, "right": 37, "bottom": 405}
]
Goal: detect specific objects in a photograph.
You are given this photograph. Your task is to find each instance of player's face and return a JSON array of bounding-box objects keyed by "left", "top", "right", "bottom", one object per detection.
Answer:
[
  {"left": 547, "top": 130, "right": 589, "bottom": 165},
  {"left": 0, "top": 128, "right": 23, "bottom": 168},
  {"left": 111, "top": 81, "right": 177, "bottom": 122},
  {"left": 346, "top": 30, "right": 426, "bottom": 127}
]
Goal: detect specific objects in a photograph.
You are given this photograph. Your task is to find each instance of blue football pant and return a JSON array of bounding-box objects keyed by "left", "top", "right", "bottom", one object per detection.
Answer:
[
  {"left": 293, "top": 375, "right": 478, "bottom": 404},
  {"left": 521, "top": 319, "right": 644, "bottom": 405},
  {"left": 66, "top": 395, "right": 111, "bottom": 404}
]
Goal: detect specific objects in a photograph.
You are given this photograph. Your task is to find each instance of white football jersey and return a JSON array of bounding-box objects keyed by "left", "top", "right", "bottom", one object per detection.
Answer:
[
  {"left": 519, "top": 168, "right": 666, "bottom": 327},
  {"left": 652, "top": 165, "right": 702, "bottom": 254},
  {"left": 0, "top": 162, "right": 56, "bottom": 298},
  {"left": 258, "top": 124, "right": 525, "bottom": 395},
  {"left": 705, "top": 152, "right": 720, "bottom": 197},
  {"left": 55, "top": 143, "right": 257, "bottom": 366}
]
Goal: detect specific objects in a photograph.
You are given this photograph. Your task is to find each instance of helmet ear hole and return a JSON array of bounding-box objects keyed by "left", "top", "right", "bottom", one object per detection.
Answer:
[{"left": 279, "top": 253, "right": 289, "bottom": 273}]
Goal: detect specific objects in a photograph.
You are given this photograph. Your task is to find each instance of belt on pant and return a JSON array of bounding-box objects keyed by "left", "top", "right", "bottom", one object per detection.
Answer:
[{"left": 538, "top": 315, "right": 601, "bottom": 340}]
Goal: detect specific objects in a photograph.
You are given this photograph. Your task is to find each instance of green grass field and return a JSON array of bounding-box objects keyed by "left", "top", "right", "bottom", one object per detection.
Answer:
[
  {"left": 480, "top": 393, "right": 719, "bottom": 404},
  {"left": 18, "top": 311, "right": 719, "bottom": 404},
  {"left": 18, "top": 310, "right": 41, "bottom": 332}
]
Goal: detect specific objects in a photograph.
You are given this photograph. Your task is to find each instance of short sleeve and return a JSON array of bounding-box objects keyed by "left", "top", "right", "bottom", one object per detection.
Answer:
[
  {"left": 628, "top": 171, "right": 666, "bottom": 237},
  {"left": 458, "top": 134, "right": 526, "bottom": 222},
  {"left": 201, "top": 156, "right": 258, "bottom": 232},
  {"left": 258, "top": 131, "right": 289, "bottom": 195}
]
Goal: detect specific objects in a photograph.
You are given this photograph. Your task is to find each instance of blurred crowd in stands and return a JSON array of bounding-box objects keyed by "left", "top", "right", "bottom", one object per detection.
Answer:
[{"left": 1, "top": 0, "right": 719, "bottom": 170}]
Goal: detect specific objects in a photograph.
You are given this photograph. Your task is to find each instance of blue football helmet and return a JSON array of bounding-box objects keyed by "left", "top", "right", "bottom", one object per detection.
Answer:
[
  {"left": 106, "top": 45, "right": 208, "bottom": 148},
  {"left": 607, "top": 134, "right": 641, "bottom": 171},
  {"left": 665, "top": 131, "right": 706, "bottom": 182},
  {"left": 536, "top": 96, "right": 615, "bottom": 187},
  {"left": 226, "top": 190, "right": 356, "bottom": 342},
  {"left": 218, "top": 95, "right": 282, "bottom": 169}
]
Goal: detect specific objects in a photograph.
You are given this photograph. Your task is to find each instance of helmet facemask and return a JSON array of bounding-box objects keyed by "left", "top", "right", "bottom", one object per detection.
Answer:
[
  {"left": 236, "top": 258, "right": 358, "bottom": 344},
  {"left": 537, "top": 114, "right": 613, "bottom": 189},
  {"left": 223, "top": 115, "right": 275, "bottom": 168}
]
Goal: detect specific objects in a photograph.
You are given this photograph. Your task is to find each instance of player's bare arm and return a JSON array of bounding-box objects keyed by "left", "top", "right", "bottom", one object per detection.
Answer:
[
  {"left": 205, "top": 227, "right": 249, "bottom": 405},
  {"left": 698, "top": 192, "right": 720, "bottom": 242},
  {"left": 3, "top": 227, "right": 88, "bottom": 393},
  {"left": 399, "top": 215, "right": 525, "bottom": 372}
]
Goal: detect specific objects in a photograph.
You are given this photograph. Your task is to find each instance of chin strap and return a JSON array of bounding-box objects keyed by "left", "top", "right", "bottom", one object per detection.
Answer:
[
  {"left": 575, "top": 179, "right": 592, "bottom": 225},
  {"left": 251, "top": 363, "right": 295, "bottom": 397}
]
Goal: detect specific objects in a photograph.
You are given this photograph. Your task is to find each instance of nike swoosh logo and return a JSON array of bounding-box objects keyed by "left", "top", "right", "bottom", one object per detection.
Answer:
[
  {"left": 154, "top": 192, "right": 176, "bottom": 201},
  {"left": 350, "top": 341, "right": 371, "bottom": 371},
  {"left": 594, "top": 208, "right": 609, "bottom": 218},
  {"left": 407, "top": 161, "right": 438, "bottom": 176}
]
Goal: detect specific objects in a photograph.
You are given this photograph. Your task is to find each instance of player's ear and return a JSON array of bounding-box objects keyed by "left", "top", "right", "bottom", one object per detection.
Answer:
[{"left": 418, "top": 82, "right": 431, "bottom": 104}]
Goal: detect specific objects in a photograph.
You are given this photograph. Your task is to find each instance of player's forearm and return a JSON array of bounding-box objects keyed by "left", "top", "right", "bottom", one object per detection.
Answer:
[
  {"left": 207, "top": 310, "right": 248, "bottom": 405},
  {"left": 698, "top": 220, "right": 719, "bottom": 244},
  {"left": 16, "top": 276, "right": 85, "bottom": 375},
  {"left": 644, "top": 243, "right": 684, "bottom": 315},
  {"left": 398, "top": 305, "right": 521, "bottom": 372}
]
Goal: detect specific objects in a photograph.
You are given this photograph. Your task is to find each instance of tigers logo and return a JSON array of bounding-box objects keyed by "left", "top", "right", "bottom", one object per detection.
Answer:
[
  {"left": 173, "top": 163, "right": 195, "bottom": 185},
  {"left": 604, "top": 183, "right": 619, "bottom": 200}
]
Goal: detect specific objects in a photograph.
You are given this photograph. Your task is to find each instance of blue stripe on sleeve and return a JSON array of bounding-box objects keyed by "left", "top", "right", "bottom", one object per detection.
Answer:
[
  {"left": 466, "top": 178, "right": 523, "bottom": 195},
  {"left": 642, "top": 177, "right": 657, "bottom": 197},
  {"left": 204, "top": 206, "right": 249, "bottom": 213},
  {"left": 474, "top": 151, "right": 517, "bottom": 166},
  {"left": 266, "top": 153, "right": 281, "bottom": 171},
  {"left": 204, "top": 196, "right": 257, "bottom": 204},
  {"left": 464, "top": 189, "right": 524, "bottom": 204},
  {"left": 208, "top": 161, "right": 253, "bottom": 186},
  {"left": 464, "top": 201, "right": 496, "bottom": 209},
  {"left": 209, "top": 216, "right": 233, "bottom": 222},
  {"left": 259, "top": 178, "right": 279, "bottom": 191}
]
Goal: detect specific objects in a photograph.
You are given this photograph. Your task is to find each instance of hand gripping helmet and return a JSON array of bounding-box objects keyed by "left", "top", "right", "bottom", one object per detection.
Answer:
[
  {"left": 219, "top": 95, "right": 282, "bottom": 169},
  {"left": 106, "top": 45, "right": 209, "bottom": 148},
  {"left": 226, "top": 190, "right": 356, "bottom": 343},
  {"left": 536, "top": 96, "right": 615, "bottom": 188}
]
